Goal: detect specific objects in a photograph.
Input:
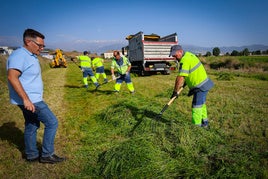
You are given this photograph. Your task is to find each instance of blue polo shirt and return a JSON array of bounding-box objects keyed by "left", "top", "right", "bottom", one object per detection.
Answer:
[{"left": 7, "top": 47, "right": 43, "bottom": 105}]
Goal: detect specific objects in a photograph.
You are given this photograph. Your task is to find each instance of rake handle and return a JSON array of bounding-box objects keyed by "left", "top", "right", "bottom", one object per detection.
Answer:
[{"left": 159, "top": 87, "right": 184, "bottom": 115}]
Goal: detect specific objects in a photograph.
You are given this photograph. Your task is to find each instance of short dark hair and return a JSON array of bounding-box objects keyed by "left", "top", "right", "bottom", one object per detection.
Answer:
[
  {"left": 23, "top": 29, "right": 45, "bottom": 44},
  {"left": 113, "top": 50, "right": 120, "bottom": 56}
]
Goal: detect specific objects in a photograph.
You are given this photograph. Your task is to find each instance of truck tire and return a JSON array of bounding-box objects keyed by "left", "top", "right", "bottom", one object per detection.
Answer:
[
  {"left": 162, "top": 69, "right": 170, "bottom": 75},
  {"left": 140, "top": 70, "right": 145, "bottom": 76}
]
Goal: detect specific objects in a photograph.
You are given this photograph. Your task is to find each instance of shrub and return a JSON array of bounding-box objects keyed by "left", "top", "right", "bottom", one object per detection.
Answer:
[
  {"left": 209, "top": 58, "right": 241, "bottom": 70},
  {"left": 217, "top": 72, "right": 234, "bottom": 81}
]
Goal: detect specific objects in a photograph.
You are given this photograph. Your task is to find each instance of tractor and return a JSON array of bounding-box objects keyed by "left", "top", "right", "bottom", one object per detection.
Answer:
[{"left": 50, "top": 49, "right": 67, "bottom": 68}]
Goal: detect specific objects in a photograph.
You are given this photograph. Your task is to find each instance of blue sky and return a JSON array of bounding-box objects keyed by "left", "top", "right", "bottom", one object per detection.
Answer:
[{"left": 0, "top": 0, "right": 268, "bottom": 52}]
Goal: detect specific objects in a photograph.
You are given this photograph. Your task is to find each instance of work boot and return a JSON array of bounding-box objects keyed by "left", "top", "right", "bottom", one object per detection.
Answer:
[
  {"left": 103, "top": 78, "right": 108, "bottom": 84},
  {"left": 95, "top": 84, "right": 100, "bottom": 90},
  {"left": 201, "top": 120, "right": 209, "bottom": 128},
  {"left": 26, "top": 156, "right": 39, "bottom": 163},
  {"left": 114, "top": 90, "right": 119, "bottom": 94},
  {"left": 40, "top": 154, "right": 66, "bottom": 164}
]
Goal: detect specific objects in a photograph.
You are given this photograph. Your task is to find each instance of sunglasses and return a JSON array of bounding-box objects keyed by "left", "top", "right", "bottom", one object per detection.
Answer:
[{"left": 31, "top": 40, "right": 45, "bottom": 48}]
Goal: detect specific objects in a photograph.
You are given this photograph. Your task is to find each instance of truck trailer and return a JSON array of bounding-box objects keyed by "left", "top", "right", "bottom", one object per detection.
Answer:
[{"left": 122, "top": 31, "right": 178, "bottom": 75}]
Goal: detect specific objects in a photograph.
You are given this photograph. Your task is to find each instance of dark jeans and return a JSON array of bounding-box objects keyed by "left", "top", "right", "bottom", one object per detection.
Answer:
[
  {"left": 192, "top": 90, "right": 208, "bottom": 108},
  {"left": 82, "top": 67, "right": 95, "bottom": 77},
  {"left": 116, "top": 73, "right": 132, "bottom": 84},
  {"left": 18, "top": 101, "right": 58, "bottom": 159},
  {"left": 96, "top": 66, "right": 105, "bottom": 73}
]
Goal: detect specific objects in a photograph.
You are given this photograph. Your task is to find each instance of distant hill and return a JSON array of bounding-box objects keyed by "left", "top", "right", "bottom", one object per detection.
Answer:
[
  {"left": 45, "top": 40, "right": 128, "bottom": 55},
  {"left": 93, "top": 43, "right": 268, "bottom": 55},
  {"left": 94, "top": 42, "right": 127, "bottom": 54},
  {"left": 182, "top": 44, "right": 268, "bottom": 55},
  {"left": 1, "top": 36, "right": 267, "bottom": 55},
  {"left": 219, "top": 44, "right": 268, "bottom": 54}
]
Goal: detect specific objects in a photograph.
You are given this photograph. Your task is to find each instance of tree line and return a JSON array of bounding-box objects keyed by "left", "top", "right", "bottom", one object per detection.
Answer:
[{"left": 204, "top": 47, "right": 268, "bottom": 57}]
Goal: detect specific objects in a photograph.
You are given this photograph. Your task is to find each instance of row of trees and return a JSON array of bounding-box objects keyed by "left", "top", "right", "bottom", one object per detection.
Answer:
[{"left": 204, "top": 47, "right": 268, "bottom": 57}]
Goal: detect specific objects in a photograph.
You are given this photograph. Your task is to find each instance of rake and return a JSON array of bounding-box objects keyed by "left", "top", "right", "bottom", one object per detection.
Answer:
[{"left": 158, "top": 87, "right": 184, "bottom": 117}]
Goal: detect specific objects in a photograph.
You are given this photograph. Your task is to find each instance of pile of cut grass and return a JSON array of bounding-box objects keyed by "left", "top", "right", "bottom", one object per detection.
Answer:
[
  {"left": 64, "top": 60, "right": 267, "bottom": 178},
  {"left": 1, "top": 55, "right": 267, "bottom": 178},
  {"left": 71, "top": 96, "right": 267, "bottom": 178}
]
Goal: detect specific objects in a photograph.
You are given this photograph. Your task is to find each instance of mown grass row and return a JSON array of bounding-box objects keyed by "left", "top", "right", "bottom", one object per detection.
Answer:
[
  {"left": 0, "top": 55, "right": 267, "bottom": 178},
  {"left": 64, "top": 59, "right": 268, "bottom": 178}
]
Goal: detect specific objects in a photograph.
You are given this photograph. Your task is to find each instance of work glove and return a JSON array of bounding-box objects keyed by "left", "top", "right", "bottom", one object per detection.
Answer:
[
  {"left": 112, "top": 74, "right": 116, "bottom": 80},
  {"left": 170, "top": 91, "right": 179, "bottom": 99},
  {"left": 187, "top": 88, "right": 200, "bottom": 96}
]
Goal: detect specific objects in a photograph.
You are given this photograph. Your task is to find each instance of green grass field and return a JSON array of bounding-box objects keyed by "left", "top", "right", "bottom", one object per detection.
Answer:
[{"left": 0, "top": 55, "right": 267, "bottom": 178}]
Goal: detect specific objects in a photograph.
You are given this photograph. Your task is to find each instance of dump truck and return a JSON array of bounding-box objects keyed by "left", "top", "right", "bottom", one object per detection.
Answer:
[
  {"left": 50, "top": 49, "right": 67, "bottom": 68},
  {"left": 122, "top": 31, "right": 178, "bottom": 75}
]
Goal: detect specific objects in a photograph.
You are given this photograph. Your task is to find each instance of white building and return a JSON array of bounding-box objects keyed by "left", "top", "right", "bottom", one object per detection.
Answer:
[{"left": 40, "top": 51, "right": 53, "bottom": 59}]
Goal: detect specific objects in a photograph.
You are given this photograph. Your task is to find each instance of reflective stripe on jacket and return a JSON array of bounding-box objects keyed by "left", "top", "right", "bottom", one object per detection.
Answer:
[
  {"left": 92, "top": 57, "right": 104, "bottom": 68},
  {"left": 178, "top": 52, "right": 208, "bottom": 89},
  {"left": 111, "top": 56, "right": 131, "bottom": 74}
]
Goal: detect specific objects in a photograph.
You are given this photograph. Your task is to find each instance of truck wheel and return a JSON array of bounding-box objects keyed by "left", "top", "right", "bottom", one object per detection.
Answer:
[
  {"left": 140, "top": 70, "right": 145, "bottom": 76},
  {"left": 162, "top": 70, "right": 170, "bottom": 75}
]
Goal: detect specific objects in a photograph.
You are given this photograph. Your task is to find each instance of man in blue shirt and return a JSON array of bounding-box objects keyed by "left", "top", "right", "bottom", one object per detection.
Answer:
[{"left": 7, "top": 29, "right": 65, "bottom": 163}]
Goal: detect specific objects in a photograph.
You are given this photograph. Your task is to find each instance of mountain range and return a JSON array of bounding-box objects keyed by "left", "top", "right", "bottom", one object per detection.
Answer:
[
  {"left": 73, "top": 42, "right": 268, "bottom": 55},
  {"left": 181, "top": 44, "right": 268, "bottom": 55},
  {"left": 1, "top": 36, "right": 268, "bottom": 55}
]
